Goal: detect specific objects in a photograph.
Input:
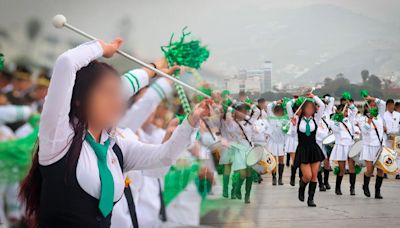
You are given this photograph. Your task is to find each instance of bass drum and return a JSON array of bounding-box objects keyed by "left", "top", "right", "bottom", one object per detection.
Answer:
[
  {"left": 246, "top": 146, "right": 265, "bottom": 167},
  {"left": 348, "top": 140, "right": 364, "bottom": 167},
  {"left": 376, "top": 146, "right": 398, "bottom": 174}
]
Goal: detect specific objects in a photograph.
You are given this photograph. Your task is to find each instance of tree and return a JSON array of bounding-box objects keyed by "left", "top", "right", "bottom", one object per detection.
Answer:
[{"left": 361, "top": 69, "right": 369, "bottom": 83}]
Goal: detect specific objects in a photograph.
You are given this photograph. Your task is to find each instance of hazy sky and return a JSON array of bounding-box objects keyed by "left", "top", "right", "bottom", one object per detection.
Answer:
[{"left": 1, "top": 0, "right": 399, "bottom": 84}]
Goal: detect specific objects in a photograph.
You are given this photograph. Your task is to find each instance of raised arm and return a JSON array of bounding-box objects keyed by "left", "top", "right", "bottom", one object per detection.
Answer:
[
  {"left": 313, "top": 95, "right": 325, "bottom": 123},
  {"left": 286, "top": 99, "right": 294, "bottom": 118},
  {"left": 0, "top": 105, "right": 32, "bottom": 125},
  {"left": 375, "top": 98, "right": 386, "bottom": 117},
  {"left": 39, "top": 41, "right": 105, "bottom": 165},
  {"left": 119, "top": 77, "right": 173, "bottom": 132},
  {"left": 267, "top": 101, "right": 277, "bottom": 117},
  {"left": 325, "top": 96, "right": 335, "bottom": 116},
  {"left": 120, "top": 119, "right": 197, "bottom": 171}
]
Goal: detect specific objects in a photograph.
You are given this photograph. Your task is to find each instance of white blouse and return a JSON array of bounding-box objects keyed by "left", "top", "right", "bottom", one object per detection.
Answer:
[
  {"left": 290, "top": 96, "right": 325, "bottom": 134},
  {"left": 39, "top": 41, "right": 197, "bottom": 201}
]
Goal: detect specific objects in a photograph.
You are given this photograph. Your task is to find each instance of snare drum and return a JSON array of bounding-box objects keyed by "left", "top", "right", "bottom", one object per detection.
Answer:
[
  {"left": 322, "top": 134, "right": 335, "bottom": 146},
  {"left": 348, "top": 140, "right": 364, "bottom": 167},
  {"left": 375, "top": 146, "right": 398, "bottom": 174},
  {"left": 394, "top": 136, "right": 400, "bottom": 157}
]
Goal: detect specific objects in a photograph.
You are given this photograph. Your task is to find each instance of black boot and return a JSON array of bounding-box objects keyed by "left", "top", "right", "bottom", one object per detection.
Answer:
[
  {"left": 236, "top": 178, "right": 245, "bottom": 200},
  {"left": 307, "top": 181, "right": 317, "bottom": 207},
  {"left": 335, "top": 175, "right": 343, "bottom": 195},
  {"left": 290, "top": 165, "right": 296, "bottom": 186},
  {"left": 298, "top": 179, "right": 308, "bottom": 202},
  {"left": 375, "top": 176, "right": 384, "bottom": 199},
  {"left": 245, "top": 176, "right": 253, "bottom": 204},
  {"left": 272, "top": 173, "right": 277, "bottom": 186},
  {"left": 323, "top": 168, "right": 331, "bottom": 190},
  {"left": 222, "top": 175, "right": 230, "bottom": 198},
  {"left": 318, "top": 171, "right": 326, "bottom": 191},
  {"left": 363, "top": 174, "right": 371, "bottom": 197},
  {"left": 349, "top": 173, "right": 356, "bottom": 196},
  {"left": 278, "top": 164, "right": 284, "bottom": 185},
  {"left": 231, "top": 174, "right": 237, "bottom": 199},
  {"left": 286, "top": 154, "right": 290, "bottom": 167}
]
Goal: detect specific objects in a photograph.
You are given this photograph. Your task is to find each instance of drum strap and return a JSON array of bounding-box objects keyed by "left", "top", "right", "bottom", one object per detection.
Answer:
[
  {"left": 234, "top": 119, "right": 252, "bottom": 147},
  {"left": 202, "top": 118, "right": 216, "bottom": 141},
  {"left": 322, "top": 117, "right": 331, "bottom": 131},
  {"left": 371, "top": 120, "right": 383, "bottom": 145},
  {"left": 341, "top": 121, "right": 354, "bottom": 140}
]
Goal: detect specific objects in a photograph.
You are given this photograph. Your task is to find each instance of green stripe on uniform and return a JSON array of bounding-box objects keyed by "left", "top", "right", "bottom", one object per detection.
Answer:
[
  {"left": 152, "top": 82, "right": 166, "bottom": 99},
  {"left": 123, "top": 74, "right": 136, "bottom": 93},
  {"left": 127, "top": 72, "right": 140, "bottom": 91},
  {"left": 151, "top": 84, "right": 164, "bottom": 100}
]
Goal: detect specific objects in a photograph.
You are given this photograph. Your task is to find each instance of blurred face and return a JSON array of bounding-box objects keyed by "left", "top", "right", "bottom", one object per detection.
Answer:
[
  {"left": 387, "top": 103, "right": 394, "bottom": 112},
  {"left": 12, "top": 78, "right": 32, "bottom": 92},
  {"left": 303, "top": 102, "right": 315, "bottom": 117},
  {"left": 0, "top": 94, "right": 8, "bottom": 105},
  {"left": 33, "top": 86, "right": 48, "bottom": 101},
  {"left": 395, "top": 105, "right": 400, "bottom": 112},
  {"left": 259, "top": 101, "right": 267, "bottom": 110},
  {"left": 86, "top": 73, "right": 124, "bottom": 129}
]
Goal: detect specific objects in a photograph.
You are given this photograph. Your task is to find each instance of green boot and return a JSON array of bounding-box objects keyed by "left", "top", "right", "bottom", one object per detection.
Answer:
[
  {"left": 222, "top": 175, "right": 230, "bottom": 198},
  {"left": 236, "top": 178, "right": 245, "bottom": 200},
  {"left": 245, "top": 176, "right": 253, "bottom": 204},
  {"left": 231, "top": 173, "right": 239, "bottom": 199}
]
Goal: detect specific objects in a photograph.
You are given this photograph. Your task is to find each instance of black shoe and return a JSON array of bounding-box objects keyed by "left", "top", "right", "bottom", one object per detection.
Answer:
[
  {"left": 349, "top": 173, "right": 356, "bottom": 196},
  {"left": 383, "top": 173, "right": 388, "bottom": 179},
  {"left": 278, "top": 177, "right": 284, "bottom": 185},
  {"left": 363, "top": 174, "right": 371, "bottom": 198},
  {"left": 290, "top": 166, "right": 296, "bottom": 186},
  {"left": 307, "top": 182, "right": 317, "bottom": 207},
  {"left": 278, "top": 164, "right": 284, "bottom": 185},
  {"left": 335, "top": 175, "right": 343, "bottom": 195},
  {"left": 298, "top": 180, "right": 308, "bottom": 202},
  {"left": 272, "top": 175, "right": 277, "bottom": 186},
  {"left": 244, "top": 197, "right": 251, "bottom": 204},
  {"left": 323, "top": 169, "right": 331, "bottom": 190},
  {"left": 396, "top": 174, "right": 400, "bottom": 180},
  {"left": 375, "top": 176, "right": 384, "bottom": 199}
]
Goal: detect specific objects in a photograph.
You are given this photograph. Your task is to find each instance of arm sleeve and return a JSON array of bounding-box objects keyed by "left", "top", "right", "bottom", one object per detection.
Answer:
[
  {"left": 0, "top": 105, "right": 32, "bottom": 125},
  {"left": 314, "top": 96, "right": 325, "bottom": 123},
  {"left": 39, "top": 41, "right": 103, "bottom": 165},
  {"left": 121, "top": 69, "right": 150, "bottom": 101},
  {"left": 120, "top": 119, "right": 197, "bottom": 171},
  {"left": 325, "top": 97, "right": 335, "bottom": 116},
  {"left": 119, "top": 77, "right": 173, "bottom": 132},
  {"left": 267, "top": 101, "right": 276, "bottom": 117},
  {"left": 375, "top": 98, "right": 386, "bottom": 118},
  {"left": 286, "top": 99, "right": 294, "bottom": 118}
]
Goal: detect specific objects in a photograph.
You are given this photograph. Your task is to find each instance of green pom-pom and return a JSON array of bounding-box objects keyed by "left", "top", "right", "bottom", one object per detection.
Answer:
[
  {"left": 369, "top": 107, "right": 379, "bottom": 117},
  {"left": 245, "top": 99, "right": 253, "bottom": 110},
  {"left": 360, "top": 89, "right": 369, "bottom": 98},
  {"left": 221, "top": 90, "right": 230, "bottom": 98},
  {"left": 355, "top": 164, "right": 362, "bottom": 175},
  {"left": 161, "top": 27, "right": 210, "bottom": 70},
  {"left": 341, "top": 91, "right": 352, "bottom": 100},
  {"left": 0, "top": 53, "right": 4, "bottom": 72},
  {"left": 332, "top": 112, "right": 344, "bottom": 122},
  {"left": 294, "top": 97, "right": 305, "bottom": 107},
  {"left": 333, "top": 166, "right": 340, "bottom": 175},
  {"left": 196, "top": 86, "right": 212, "bottom": 102},
  {"left": 222, "top": 99, "right": 233, "bottom": 113}
]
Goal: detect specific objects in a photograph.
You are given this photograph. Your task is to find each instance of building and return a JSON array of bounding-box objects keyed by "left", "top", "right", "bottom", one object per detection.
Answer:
[{"left": 225, "top": 61, "right": 272, "bottom": 94}]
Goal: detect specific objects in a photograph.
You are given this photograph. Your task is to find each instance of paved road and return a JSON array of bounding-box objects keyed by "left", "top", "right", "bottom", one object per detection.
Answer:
[{"left": 201, "top": 171, "right": 400, "bottom": 228}]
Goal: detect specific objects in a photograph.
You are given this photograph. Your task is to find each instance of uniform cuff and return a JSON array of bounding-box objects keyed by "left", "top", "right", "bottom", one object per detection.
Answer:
[{"left": 121, "top": 69, "right": 150, "bottom": 99}]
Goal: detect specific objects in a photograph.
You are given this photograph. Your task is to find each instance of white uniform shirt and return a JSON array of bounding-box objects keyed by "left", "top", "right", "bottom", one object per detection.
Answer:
[
  {"left": 356, "top": 98, "right": 386, "bottom": 147},
  {"left": 384, "top": 111, "right": 400, "bottom": 135},
  {"left": 290, "top": 96, "right": 325, "bottom": 134},
  {"left": 39, "top": 41, "right": 196, "bottom": 203},
  {"left": 316, "top": 97, "right": 334, "bottom": 142},
  {"left": 266, "top": 101, "right": 286, "bottom": 144}
]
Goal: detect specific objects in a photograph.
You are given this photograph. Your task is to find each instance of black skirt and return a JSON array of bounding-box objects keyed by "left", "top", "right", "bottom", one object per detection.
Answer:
[{"left": 294, "top": 142, "right": 325, "bottom": 168}]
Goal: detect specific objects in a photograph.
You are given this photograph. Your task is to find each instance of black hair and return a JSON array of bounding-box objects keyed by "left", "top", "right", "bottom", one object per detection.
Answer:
[
  {"left": 386, "top": 99, "right": 394, "bottom": 105},
  {"left": 257, "top": 98, "right": 266, "bottom": 103}
]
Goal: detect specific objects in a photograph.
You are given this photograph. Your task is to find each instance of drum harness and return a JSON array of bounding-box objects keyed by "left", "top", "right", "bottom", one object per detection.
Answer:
[
  {"left": 371, "top": 119, "right": 384, "bottom": 165},
  {"left": 341, "top": 120, "right": 354, "bottom": 140},
  {"left": 321, "top": 116, "right": 332, "bottom": 133},
  {"left": 234, "top": 119, "right": 253, "bottom": 147}
]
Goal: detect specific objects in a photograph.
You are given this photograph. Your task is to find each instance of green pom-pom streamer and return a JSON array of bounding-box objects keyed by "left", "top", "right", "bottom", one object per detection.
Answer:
[
  {"left": 221, "top": 90, "right": 231, "bottom": 98},
  {"left": 334, "top": 165, "right": 362, "bottom": 175},
  {"left": 341, "top": 91, "right": 352, "bottom": 100},
  {"left": 245, "top": 99, "right": 253, "bottom": 110},
  {"left": 369, "top": 107, "right": 379, "bottom": 117},
  {"left": 282, "top": 97, "right": 291, "bottom": 115},
  {"left": 222, "top": 98, "right": 233, "bottom": 113},
  {"left": 162, "top": 27, "right": 210, "bottom": 115},
  {"left": 360, "top": 89, "right": 369, "bottom": 98},
  {"left": 195, "top": 86, "right": 212, "bottom": 102},
  {"left": 0, "top": 53, "right": 4, "bottom": 72},
  {"left": 176, "top": 114, "right": 188, "bottom": 124},
  {"left": 294, "top": 97, "right": 313, "bottom": 108},
  {"left": 332, "top": 112, "right": 344, "bottom": 122}
]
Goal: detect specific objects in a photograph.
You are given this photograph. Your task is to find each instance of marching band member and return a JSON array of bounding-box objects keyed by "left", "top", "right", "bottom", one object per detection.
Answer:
[
  {"left": 328, "top": 103, "right": 358, "bottom": 196},
  {"left": 315, "top": 95, "right": 335, "bottom": 191},
  {"left": 383, "top": 99, "right": 400, "bottom": 179},
  {"left": 285, "top": 98, "right": 299, "bottom": 186},
  {"left": 266, "top": 100, "right": 287, "bottom": 185},
  {"left": 18, "top": 39, "right": 207, "bottom": 227},
  {"left": 358, "top": 96, "right": 386, "bottom": 199},
  {"left": 224, "top": 103, "right": 256, "bottom": 203},
  {"left": 290, "top": 93, "right": 325, "bottom": 207}
]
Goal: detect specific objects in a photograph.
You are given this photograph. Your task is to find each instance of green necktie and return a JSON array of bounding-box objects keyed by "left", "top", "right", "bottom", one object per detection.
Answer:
[
  {"left": 85, "top": 133, "right": 114, "bottom": 217},
  {"left": 304, "top": 118, "right": 311, "bottom": 136}
]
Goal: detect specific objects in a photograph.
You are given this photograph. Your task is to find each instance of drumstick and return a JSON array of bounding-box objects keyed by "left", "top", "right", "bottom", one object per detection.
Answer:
[{"left": 52, "top": 14, "right": 210, "bottom": 99}]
